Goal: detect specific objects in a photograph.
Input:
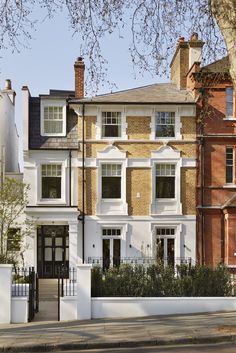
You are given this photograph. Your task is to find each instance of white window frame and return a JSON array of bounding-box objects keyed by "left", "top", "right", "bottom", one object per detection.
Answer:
[
  {"left": 151, "top": 146, "right": 182, "bottom": 215},
  {"left": 150, "top": 106, "right": 182, "bottom": 140},
  {"left": 96, "top": 106, "right": 127, "bottom": 140},
  {"left": 101, "top": 163, "right": 122, "bottom": 200},
  {"left": 40, "top": 99, "right": 66, "bottom": 136},
  {"left": 155, "top": 163, "right": 176, "bottom": 200},
  {"left": 151, "top": 223, "right": 183, "bottom": 262},
  {"left": 155, "top": 227, "right": 176, "bottom": 267},
  {"left": 101, "top": 112, "right": 122, "bottom": 138},
  {"left": 96, "top": 145, "right": 128, "bottom": 215},
  {"left": 37, "top": 161, "right": 67, "bottom": 205}
]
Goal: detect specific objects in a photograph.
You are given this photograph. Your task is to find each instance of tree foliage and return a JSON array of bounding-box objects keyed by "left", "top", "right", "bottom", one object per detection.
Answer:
[
  {"left": 1, "top": 0, "right": 235, "bottom": 90},
  {"left": 0, "top": 177, "right": 33, "bottom": 265},
  {"left": 91, "top": 263, "right": 232, "bottom": 297}
]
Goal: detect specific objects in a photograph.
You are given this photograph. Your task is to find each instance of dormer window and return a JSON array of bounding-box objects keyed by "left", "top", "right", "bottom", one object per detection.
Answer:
[
  {"left": 41, "top": 100, "right": 66, "bottom": 136},
  {"left": 226, "top": 87, "right": 234, "bottom": 118}
]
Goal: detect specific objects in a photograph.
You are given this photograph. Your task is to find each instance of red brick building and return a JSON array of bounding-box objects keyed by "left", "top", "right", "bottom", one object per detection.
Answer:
[{"left": 188, "top": 56, "right": 236, "bottom": 270}]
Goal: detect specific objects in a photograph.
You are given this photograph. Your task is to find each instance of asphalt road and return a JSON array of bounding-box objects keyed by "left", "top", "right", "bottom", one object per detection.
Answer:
[{"left": 53, "top": 343, "right": 236, "bottom": 353}]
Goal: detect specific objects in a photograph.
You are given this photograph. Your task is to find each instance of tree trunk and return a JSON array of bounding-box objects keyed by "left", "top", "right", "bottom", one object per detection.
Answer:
[{"left": 211, "top": 0, "right": 236, "bottom": 89}]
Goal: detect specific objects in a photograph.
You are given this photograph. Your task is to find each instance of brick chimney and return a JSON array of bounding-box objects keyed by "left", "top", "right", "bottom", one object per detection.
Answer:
[
  {"left": 170, "top": 33, "right": 204, "bottom": 89},
  {"left": 74, "top": 57, "right": 85, "bottom": 97}
]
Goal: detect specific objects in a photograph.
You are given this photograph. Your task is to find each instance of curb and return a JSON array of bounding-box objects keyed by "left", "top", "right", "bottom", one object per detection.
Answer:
[{"left": 1, "top": 334, "right": 236, "bottom": 352}]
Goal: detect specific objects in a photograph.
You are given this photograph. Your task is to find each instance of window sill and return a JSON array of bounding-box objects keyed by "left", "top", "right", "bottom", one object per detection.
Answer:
[
  {"left": 223, "top": 184, "right": 236, "bottom": 188},
  {"left": 40, "top": 133, "right": 67, "bottom": 137},
  {"left": 223, "top": 117, "right": 236, "bottom": 121},
  {"left": 37, "top": 199, "right": 67, "bottom": 205},
  {"left": 101, "top": 198, "right": 122, "bottom": 202}
]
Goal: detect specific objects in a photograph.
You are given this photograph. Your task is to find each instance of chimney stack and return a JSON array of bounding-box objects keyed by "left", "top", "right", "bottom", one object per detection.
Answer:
[
  {"left": 74, "top": 57, "right": 85, "bottom": 98},
  {"left": 170, "top": 33, "right": 204, "bottom": 89}
]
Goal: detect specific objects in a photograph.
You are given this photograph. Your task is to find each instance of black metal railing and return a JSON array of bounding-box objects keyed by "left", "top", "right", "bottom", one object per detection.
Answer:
[
  {"left": 87, "top": 257, "right": 195, "bottom": 268},
  {"left": 57, "top": 266, "right": 76, "bottom": 322},
  {"left": 12, "top": 267, "right": 31, "bottom": 297},
  {"left": 12, "top": 267, "right": 38, "bottom": 322}
]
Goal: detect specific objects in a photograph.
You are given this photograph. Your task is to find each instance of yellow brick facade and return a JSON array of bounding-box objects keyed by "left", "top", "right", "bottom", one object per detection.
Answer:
[
  {"left": 127, "top": 116, "right": 151, "bottom": 140},
  {"left": 181, "top": 168, "right": 196, "bottom": 215},
  {"left": 127, "top": 168, "right": 151, "bottom": 215},
  {"left": 77, "top": 113, "right": 196, "bottom": 216},
  {"left": 181, "top": 117, "right": 196, "bottom": 140},
  {"left": 85, "top": 142, "right": 196, "bottom": 159},
  {"left": 78, "top": 167, "right": 97, "bottom": 215}
]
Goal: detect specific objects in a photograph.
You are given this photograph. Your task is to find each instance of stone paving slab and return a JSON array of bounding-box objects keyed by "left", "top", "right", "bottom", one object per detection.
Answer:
[{"left": 0, "top": 312, "right": 236, "bottom": 352}]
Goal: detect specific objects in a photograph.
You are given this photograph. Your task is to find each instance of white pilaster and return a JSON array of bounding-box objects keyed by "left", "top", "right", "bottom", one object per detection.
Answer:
[
  {"left": 77, "top": 264, "right": 92, "bottom": 320},
  {"left": 69, "top": 221, "right": 79, "bottom": 269}
]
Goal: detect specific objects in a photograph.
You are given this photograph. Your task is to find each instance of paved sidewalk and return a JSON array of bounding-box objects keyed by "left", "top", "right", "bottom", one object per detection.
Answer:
[{"left": 0, "top": 311, "right": 236, "bottom": 352}]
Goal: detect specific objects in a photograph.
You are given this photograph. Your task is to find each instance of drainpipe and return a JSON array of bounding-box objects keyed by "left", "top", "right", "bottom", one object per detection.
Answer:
[
  {"left": 200, "top": 136, "right": 205, "bottom": 264},
  {"left": 69, "top": 149, "right": 72, "bottom": 206},
  {"left": 82, "top": 103, "right": 85, "bottom": 263}
]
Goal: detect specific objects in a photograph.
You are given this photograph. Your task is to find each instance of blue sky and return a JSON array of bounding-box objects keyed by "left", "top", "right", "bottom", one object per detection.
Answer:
[{"left": 0, "top": 7, "right": 172, "bottom": 169}]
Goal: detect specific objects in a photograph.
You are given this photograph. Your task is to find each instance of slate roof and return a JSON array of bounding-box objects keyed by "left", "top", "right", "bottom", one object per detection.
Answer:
[
  {"left": 69, "top": 83, "right": 195, "bottom": 104},
  {"left": 200, "top": 56, "right": 230, "bottom": 74}
]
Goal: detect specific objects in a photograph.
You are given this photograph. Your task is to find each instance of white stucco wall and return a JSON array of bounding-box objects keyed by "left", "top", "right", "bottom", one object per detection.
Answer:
[
  {"left": 84, "top": 216, "right": 196, "bottom": 263},
  {"left": 0, "top": 89, "right": 19, "bottom": 173},
  {"left": 91, "top": 297, "right": 236, "bottom": 319}
]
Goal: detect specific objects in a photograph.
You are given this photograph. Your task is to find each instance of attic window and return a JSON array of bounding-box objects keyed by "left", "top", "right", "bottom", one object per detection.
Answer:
[
  {"left": 40, "top": 100, "right": 66, "bottom": 136},
  {"left": 226, "top": 87, "right": 234, "bottom": 118}
]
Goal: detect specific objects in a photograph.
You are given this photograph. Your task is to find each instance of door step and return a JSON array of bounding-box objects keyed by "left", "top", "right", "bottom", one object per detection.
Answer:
[{"left": 39, "top": 279, "right": 58, "bottom": 301}]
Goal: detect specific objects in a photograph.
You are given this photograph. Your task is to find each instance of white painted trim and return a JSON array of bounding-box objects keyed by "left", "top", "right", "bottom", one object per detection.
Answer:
[
  {"left": 40, "top": 99, "right": 66, "bottom": 137},
  {"left": 150, "top": 106, "right": 182, "bottom": 141},
  {"left": 96, "top": 106, "right": 127, "bottom": 140},
  {"left": 76, "top": 157, "right": 196, "bottom": 168},
  {"left": 150, "top": 145, "right": 182, "bottom": 215}
]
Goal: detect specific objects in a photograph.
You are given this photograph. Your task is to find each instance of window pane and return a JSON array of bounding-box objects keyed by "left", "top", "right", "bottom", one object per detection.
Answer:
[
  {"left": 113, "top": 239, "right": 121, "bottom": 267},
  {"left": 101, "top": 112, "right": 121, "bottom": 137},
  {"left": 167, "top": 239, "right": 175, "bottom": 267},
  {"left": 103, "top": 239, "right": 110, "bottom": 270},
  {"left": 102, "top": 177, "right": 121, "bottom": 198},
  {"left": 156, "top": 177, "right": 175, "bottom": 198},
  {"left": 44, "top": 248, "right": 52, "bottom": 261},
  {"left": 44, "top": 106, "right": 63, "bottom": 134},
  {"left": 226, "top": 147, "right": 234, "bottom": 183},
  {"left": 155, "top": 112, "right": 175, "bottom": 138},
  {"left": 226, "top": 87, "right": 234, "bottom": 117},
  {"left": 42, "top": 177, "right": 61, "bottom": 198},
  {"left": 156, "top": 238, "right": 164, "bottom": 261}
]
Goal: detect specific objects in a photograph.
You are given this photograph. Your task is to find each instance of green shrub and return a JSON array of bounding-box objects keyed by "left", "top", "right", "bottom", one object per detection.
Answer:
[{"left": 91, "top": 263, "right": 232, "bottom": 297}]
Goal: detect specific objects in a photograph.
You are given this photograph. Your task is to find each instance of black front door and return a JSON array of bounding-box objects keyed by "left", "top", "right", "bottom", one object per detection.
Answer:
[{"left": 37, "top": 225, "right": 69, "bottom": 278}]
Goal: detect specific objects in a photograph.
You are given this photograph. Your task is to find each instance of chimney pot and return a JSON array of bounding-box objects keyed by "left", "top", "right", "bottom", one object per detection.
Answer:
[
  {"left": 190, "top": 32, "right": 198, "bottom": 41},
  {"left": 77, "top": 57, "right": 83, "bottom": 62},
  {"left": 5, "top": 79, "right": 12, "bottom": 90}
]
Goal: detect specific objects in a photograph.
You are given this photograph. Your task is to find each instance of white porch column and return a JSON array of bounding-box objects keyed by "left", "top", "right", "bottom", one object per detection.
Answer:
[
  {"left": 69, "top": 221, "right": 79, "bottom": 269},
  {"left": 0, "top": 264, "right": 12, "bottom": 323},
  {"left": 77, "top": 264, "right": 92, "bottom": 320}
]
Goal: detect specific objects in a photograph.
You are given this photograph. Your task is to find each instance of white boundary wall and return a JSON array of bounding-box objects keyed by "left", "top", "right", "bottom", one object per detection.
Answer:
[
  {"left": 11, "top": 298, "right": 28, "bottom": 323},
  {"left": 59, "top": 265, "right": 236, "bottom": 321},
  {"left": 91, "top": 297, "right": 236, "bottom": 319}
]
